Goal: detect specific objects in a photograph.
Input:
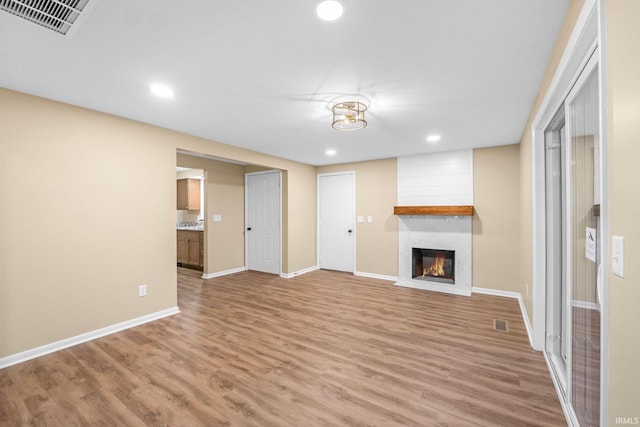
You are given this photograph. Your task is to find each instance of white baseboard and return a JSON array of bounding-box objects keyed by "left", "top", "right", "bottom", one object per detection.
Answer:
[
  {"left": 0, "top": 306, "right": 180, "bottom": 370},
  {"left": 202, "top": 266, "right": 247, "bottom": 279},
  {"left": 518, "top": 295, "right": 535, "bottom": 348},
  {"left": 472, "top": 287, "right": 534, "bottom": 348},
  {"left": 472, "top": 287, "right": 520, "bottom": 299},
  {"left": 354, "top": 271, "right": 398, "bottom": 282},
  {"left": 395, "top": 280, "right": 472, "bottom": 296},
  {"left": 280, "top": 265, "right": 319, "bottom": 279}
]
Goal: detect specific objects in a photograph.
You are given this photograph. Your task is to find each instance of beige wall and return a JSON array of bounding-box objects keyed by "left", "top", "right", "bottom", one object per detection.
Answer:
[
  {"left": 176, "top": 155, "right": 245, "bottom": 275},
  {"left": 607, "top": 0, "right": 640, "bottom": 420},
  {"left": 0, "top": 89, "right": 178, "bottom": 357},
  {"left": 283, "top": 167, "right": 317, "bottom": 273},
  {"left": 472, "top": 145, "right": 521, "bottom": 292},
  {"left": 0, "top": 87, "right": 317, "bottom": 358},
  {"left": 317, "top": 159, "right": 398, "bottom": 277},
  {"left": 518, "top": 0, "right": 586, "bottom": 318}
]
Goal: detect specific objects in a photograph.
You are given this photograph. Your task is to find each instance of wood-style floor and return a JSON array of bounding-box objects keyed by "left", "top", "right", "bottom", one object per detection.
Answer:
[{"left": 1, "top": 268, "right": 566, "bottom": 426}]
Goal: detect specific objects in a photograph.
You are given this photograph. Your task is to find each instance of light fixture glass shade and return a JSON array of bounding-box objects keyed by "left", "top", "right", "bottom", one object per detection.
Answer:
[{"left": 331, "top": 101, "right": 367, "bottom": 131}]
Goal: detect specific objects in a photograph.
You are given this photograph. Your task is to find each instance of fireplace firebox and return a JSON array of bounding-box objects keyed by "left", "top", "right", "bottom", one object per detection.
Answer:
[{"left": 412, "top": 248, "right": 455, "bottom": 284}]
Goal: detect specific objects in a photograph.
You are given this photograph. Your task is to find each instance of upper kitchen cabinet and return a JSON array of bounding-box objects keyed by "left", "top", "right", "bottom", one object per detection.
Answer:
[{"left": 177, "top": 178, "right": 201, "bottom": 210}]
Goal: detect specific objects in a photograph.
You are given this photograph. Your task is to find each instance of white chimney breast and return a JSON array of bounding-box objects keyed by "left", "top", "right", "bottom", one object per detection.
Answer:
[
  {"left": 397, "top": 150, "right": 473, "bottom": 206},
  {"left": 395, "top": 149, "right": 474, "bottom": 296}
]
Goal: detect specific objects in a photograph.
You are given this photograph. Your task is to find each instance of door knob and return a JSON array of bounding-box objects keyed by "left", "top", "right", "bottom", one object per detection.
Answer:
[
  {"left": 348, "top": 229, "right": 353, "bottom": 234},
  {"left": 247, "top": 227, "right": 252, "bottom": 231}
]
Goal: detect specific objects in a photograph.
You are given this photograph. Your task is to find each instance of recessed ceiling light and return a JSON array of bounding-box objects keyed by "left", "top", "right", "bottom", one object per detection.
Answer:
[
  {"left": 150, "top": 83, "right": 174, "bottom": 99},
  {"left": 426, "top": 134, "right": 441, "bottom": 143},
  {"left": 316, "top": 1, "right": 343, "bottom": 21},
  {"left": 326, "top": 149, "right": 337, "bottom": 156}
]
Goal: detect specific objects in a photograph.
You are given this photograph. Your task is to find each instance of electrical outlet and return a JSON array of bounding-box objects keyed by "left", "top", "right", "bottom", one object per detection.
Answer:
[{"left": 138, "top": 284, "right": 147, "bottom": 297}]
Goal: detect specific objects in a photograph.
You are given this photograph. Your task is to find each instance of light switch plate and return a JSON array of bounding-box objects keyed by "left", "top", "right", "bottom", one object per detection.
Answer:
[
  {"left": 213, "top": 214, "right": 222, "bottom": 222},
  {"left": 612, "top": 236, "right": 624, "bottom": 278},
  {"left": 357, "top": 216, "right": 364, "bottom": 223},
  {"left": 367, "top": 216, "right": 373, "bottom": 223}
]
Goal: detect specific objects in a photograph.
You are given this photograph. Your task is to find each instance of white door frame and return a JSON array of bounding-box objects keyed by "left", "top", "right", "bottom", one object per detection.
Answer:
[
  {"left": 244, "top": 170, "right": 282, "bottom": 275},
  {"left": 317, "top": 171, "right": 356, "bottom": 272},
  {"left": 531, "top": 0, "right": 607, "bottom": 424}
]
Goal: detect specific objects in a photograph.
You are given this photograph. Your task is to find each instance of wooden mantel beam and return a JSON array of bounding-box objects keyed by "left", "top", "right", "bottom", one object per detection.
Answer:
[{"left": 393, "top": 206, "right": 474, "bottom": 216}]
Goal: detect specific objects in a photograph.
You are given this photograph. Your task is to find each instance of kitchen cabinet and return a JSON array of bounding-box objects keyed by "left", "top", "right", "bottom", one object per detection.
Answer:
[
  {"left": 177, "top": 230, "right": 203, "bottom": 269},
  {"left": 177, "top": 178, "right": 201, "bottom": 210}
]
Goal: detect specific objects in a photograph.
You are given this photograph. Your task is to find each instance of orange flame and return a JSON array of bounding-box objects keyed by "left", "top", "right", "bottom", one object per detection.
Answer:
[{"left": 423, "top": 254, "right": 446, "bottom": 277}]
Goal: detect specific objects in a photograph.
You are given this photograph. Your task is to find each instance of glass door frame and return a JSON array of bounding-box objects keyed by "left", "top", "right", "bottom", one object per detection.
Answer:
[{"left": 544, "top": 109, "right": 570, "bottom": 397}]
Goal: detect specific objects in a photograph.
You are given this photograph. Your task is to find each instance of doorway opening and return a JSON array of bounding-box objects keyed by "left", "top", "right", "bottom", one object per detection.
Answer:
[{"left": 176, "top": 167, "right": 205, "bottom": 271}]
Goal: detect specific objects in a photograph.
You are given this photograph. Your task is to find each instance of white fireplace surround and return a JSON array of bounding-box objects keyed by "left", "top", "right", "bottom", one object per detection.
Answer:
[
  {"left": 395, "top": 150, "right": 473, "bottom": 296},
  {"left": 396, "top": 215, "right": 472, "bottom": 296}
]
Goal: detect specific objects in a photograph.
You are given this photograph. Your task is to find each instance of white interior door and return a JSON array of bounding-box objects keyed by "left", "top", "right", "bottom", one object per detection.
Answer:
[
  {"left": 246, "top": 171, "right": 281, "bottom": 274},
  {"left": 318, "top": 172, "right": 355, "bottom": 272}
]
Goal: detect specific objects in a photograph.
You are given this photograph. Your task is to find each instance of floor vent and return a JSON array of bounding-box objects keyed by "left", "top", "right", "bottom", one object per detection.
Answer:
[
  {"left": 493, "top": 319, "right": 509, "bottom": 332},
  {"left": 0, "top": 0, "right": 91, "bottom": 35}
]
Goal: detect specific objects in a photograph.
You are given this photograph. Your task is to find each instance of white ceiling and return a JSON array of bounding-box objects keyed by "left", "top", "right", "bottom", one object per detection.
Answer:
[{"left": 0, "top": 0, "right": 569, "bottom": 166}]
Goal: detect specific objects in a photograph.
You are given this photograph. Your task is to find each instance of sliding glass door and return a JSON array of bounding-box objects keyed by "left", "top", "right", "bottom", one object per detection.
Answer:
[
  {"left": 567, "top": 63, "right": 600, "bottom": 427},
  {"left": 544, "top": 53, "right": 600, "bottom": 426}
]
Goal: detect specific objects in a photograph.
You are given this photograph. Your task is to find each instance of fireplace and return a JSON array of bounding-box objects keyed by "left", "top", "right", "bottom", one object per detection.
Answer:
[
  {"left": 396, "top": 215, "right": 471, "bottom": 296},
  {"left": 412, "top": 248, "right": 455, "bottom": 284},
  {"left": 395, "top": 151, "right": 473, "bottom": 296}
]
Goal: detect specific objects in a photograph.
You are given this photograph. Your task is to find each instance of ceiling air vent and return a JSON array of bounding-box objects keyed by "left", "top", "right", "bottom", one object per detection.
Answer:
[{"left": 0, "top": 0, "right": 91, "bottom": 35}]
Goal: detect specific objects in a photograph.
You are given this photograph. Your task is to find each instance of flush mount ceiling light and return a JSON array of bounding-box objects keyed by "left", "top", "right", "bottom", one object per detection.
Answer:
[
  {"left": 316, "top": 0, "right": 343, "bottom": 21},
  {"left": 331, "top": 101, "right": 367, "bottom": 131},
  {"left": 426, "top": 134, "right": 441, "bottom": 142},
  {"left": 326, "top": 149, "right": 337, "bottom": 156},
  {"left": 150, "top": 83, "right": 174, "bottom": 99}
]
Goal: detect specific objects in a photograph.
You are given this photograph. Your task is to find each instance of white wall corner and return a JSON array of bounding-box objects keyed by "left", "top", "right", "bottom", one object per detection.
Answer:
[
  {"left": 202, "top": 266, "right": 247, "bottom": 279},
  {"left": 518, "top": 294, "right": 535, "bottom": 349},
  {"left": 281, "top": 265, "right": 320, "bottom": 279}
]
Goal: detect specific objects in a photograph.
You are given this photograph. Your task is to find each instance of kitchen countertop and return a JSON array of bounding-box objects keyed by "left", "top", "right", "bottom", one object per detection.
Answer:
[{"left": 177, "top": 226, "right": 204, "bottom": 231}]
